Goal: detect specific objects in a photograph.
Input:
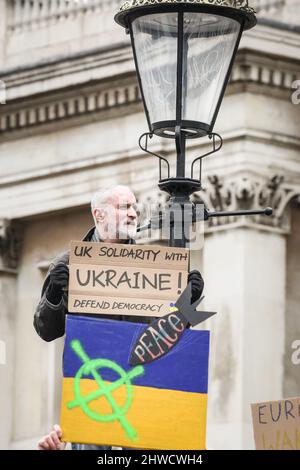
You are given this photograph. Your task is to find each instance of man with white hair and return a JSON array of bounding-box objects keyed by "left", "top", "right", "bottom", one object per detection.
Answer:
[
  {"left": 34, "top": 184, "right": 204, "bottom": 450},
  {"left": 34, "top": 185, "right": 142, "bottom": 342}
]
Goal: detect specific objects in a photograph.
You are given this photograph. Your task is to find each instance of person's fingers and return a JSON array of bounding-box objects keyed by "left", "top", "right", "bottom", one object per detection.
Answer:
[
  {"left": 46, "top": 436, "right": 57, "bottom": 450},
  {"left": 56, "top": 267, "right": 69, "bottom": 275},
  {"left": 53, "top": 424, "right": 62, "bottom": 439},
  {"left": 52, "top": 273, "right": 69, "bottom": 283},
  {"left": 189, "top": 275, "right": 201, "bottom": 283},
  {"left": 52, "top": 271, "right": 69, "bottom": 280},
  {"left": 50, "top": 430, "right": 61, "bottom": 448},
  {"left": 51, "top": 425, "right": 66, "bottom": 450},
  {"left": 50, "top": 264, "right": 69, "bottom": 281},
  {"left": 188, "top": 271, "right": 204, "bottom": 303},
  {"left": 55, "top": 262, "right": 69, "bottom": 269},
  {"left": 188, "top": 272, "right": 204, "bottom": 287},
  {"left": 188, "top": 271, "right": 203, "bottom": 281},
  {"left": 38, "top": 438, "right": 49, "bottom": 450},
  {"left": 56, "top": 278, "right": 68, "bottom": 285},
  {"left": 51, "top": 279, "right": 64, "bottom": 287},
  {"left": 49, "top": 276, "right": 68, "bottom": 289},
  {"left": 193, "top": 281, "right": 203, "bottom": 289},
  {"left": 56, "top": 268, "right": 69, "bottom": 276},
  {"left": 38, "top": 444, "right": 48, "bottom": 450},
  {"left": 58, "top": 441, "right": 67, "bottom": 450},
  {"left": 188, "top": 269, "right": 201, "bottom": 276},
  {"left": 190, "top": 280, "right": 203, "bottom": 289}
]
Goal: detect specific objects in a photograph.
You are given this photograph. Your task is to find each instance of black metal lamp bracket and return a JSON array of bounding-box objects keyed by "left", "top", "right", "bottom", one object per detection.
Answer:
[
  {"left": 137, "top": 205, "right": 273, "bottom": 233},
  {"left": 137, "top": 131, "right": 273, "bottom": 234}
]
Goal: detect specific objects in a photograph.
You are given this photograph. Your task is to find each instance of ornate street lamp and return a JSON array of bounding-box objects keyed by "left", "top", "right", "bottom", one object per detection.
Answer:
[{"left": 115, "top": 1, "right": 272, "bottom": 246}]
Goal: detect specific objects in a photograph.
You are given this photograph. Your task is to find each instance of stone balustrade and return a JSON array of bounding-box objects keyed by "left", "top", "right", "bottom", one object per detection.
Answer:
[
  {"left": 253, "top": 0, "right": 285, "bottom": 13},
  {"left": 1, "top": 0, "right": 127, "bottom": 69},
  {"left": 7, "top": 0, "right": 121, "bottom": 33},
  {"left": 5, "top": 0, "right": 286, "bottom": 35}
]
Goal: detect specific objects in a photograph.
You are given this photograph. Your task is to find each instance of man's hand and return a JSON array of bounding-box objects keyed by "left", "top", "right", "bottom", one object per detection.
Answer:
[
  {"left": 49, "top": 262, "right": 69, "bottom": 290},
  {"left": 38, "top": 424, "right": 66, "bottom": 450},
  {"left": 188, "top": 270, "right": 204, "bottom": 304},
  {"left": 46, "top": 262, "right": 69, "bottom": 304}
]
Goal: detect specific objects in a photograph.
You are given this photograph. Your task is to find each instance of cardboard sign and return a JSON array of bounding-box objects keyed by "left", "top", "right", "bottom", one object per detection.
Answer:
[
  {"left": 68, "top": 241, "right": 189, "bottom": 317},
  {"left": 251, "top": 397, "right": 300, "bottom": 450},
  {"left": 60, "top": 315, "right": 209, "bottom": 450}
]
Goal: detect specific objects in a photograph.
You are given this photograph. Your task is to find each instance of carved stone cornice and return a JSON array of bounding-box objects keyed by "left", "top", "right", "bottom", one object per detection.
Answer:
[
  {"left": 194, "top": 174, "right": 300, "bottom": 233},
  {"left": 230, "top": 50, "right": 300, "bottom": 93},
  {"left": 0, "top": 45, "right": 299, "bottom": 136},
  {"left": 0, "top": 219, "right": 22, "bottom": 272},
  {"left": 136, "top": 176, "right": 300, "bottom": 236},
  {"left": 0, "top": 79, "right": 141, "bottom": 137}
]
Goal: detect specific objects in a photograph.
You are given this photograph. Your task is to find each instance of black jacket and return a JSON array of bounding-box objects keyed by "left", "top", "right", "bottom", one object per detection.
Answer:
[{"left": 33, "top": 228, "right": 149, "bottom": 342}]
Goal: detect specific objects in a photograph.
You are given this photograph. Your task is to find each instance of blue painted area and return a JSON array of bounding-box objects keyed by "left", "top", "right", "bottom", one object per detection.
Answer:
[{"left": 63, "top": 315, "right": 210, "bottom": 394}]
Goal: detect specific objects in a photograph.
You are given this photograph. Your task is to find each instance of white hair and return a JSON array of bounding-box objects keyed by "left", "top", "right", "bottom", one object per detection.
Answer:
[{"left": 91, "top": 185, "right": 134, "bottom": 223}]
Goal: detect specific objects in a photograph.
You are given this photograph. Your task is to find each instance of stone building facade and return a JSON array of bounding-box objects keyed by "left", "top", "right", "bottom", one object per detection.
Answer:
[{"left": 0, "top": 0, "right": 299, "bottom": 449}]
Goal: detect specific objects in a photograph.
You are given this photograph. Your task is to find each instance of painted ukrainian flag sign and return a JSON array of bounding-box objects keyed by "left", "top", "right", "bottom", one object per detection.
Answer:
[{"left": 60, "top": 315, "right": 210, "bottom": 450}]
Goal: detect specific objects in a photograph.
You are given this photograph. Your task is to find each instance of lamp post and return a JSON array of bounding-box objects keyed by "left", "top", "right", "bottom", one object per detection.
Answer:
[{"left": 115, "top": 1, "right": 272, "bottom": 247}]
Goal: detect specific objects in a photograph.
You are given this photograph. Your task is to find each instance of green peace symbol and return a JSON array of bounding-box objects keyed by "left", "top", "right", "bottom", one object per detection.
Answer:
[{"left": 67, "top": 339, "right": 144, "bottom": 440}]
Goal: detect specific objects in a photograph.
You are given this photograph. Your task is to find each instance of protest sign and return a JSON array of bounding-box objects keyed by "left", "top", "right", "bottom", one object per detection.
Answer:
[
  {"left": 251, "top": 397, "right": 300, "bottom": 450},
  {"left": 61, "top": 315, "right": 209, "bottom": 450},
  {"left": 68, "top": 241, "right": 189, "bottom": 317}
]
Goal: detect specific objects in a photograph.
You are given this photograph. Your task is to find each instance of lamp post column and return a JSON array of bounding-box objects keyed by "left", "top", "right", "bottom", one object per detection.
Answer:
[{"left": 0, "top": 219, "right": 22, "bottom": 450}]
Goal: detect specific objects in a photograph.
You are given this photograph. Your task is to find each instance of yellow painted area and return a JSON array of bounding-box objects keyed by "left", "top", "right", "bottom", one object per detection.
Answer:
[{"left": 60, "top": 378, "right": 207, "bottom": 450}]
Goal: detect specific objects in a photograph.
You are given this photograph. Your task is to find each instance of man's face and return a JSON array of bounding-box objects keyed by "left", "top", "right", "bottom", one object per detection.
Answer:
[{"left": 99, "top": 188, "right": 138, "bottom": 241}]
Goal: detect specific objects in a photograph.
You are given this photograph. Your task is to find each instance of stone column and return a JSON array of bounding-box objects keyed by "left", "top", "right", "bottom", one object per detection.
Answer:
[
  {"left": 193, "top": 173, "right": 300, "bottom": 449},
  {"left": 0, "top": 0, "right": 7, "bottom": 68},
  {"left": 0, "top": 219, "right": 22, "bottom": 450}
]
